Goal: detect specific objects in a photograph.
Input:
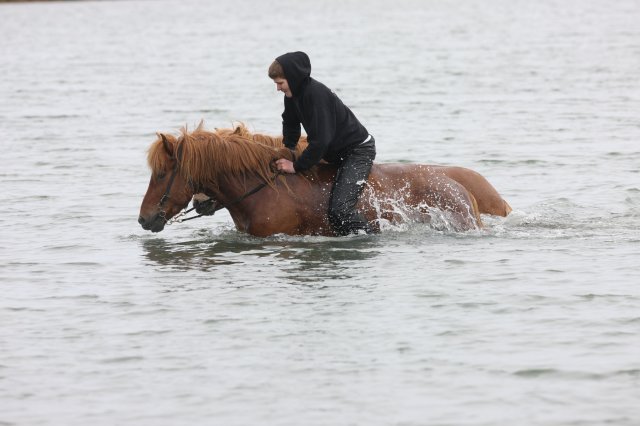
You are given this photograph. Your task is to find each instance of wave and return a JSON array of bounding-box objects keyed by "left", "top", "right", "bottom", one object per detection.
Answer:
[{"left": 484, "top": 197, "right": 640, "bottom": 240}]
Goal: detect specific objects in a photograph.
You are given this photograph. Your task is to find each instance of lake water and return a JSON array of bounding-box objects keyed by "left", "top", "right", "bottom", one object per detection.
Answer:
[{"left": 1, "top": 0, "right": 639, "bottom": 425}]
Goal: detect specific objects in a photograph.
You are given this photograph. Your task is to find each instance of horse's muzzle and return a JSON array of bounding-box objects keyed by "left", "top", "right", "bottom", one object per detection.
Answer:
[{"left": 138, "top": 214, "right": 166, "bottom": 233}]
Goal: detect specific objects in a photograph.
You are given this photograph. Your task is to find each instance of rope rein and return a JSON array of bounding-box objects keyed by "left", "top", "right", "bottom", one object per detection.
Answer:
[{"left": 167, "top": 171, "right": 281, "bottom": 225}]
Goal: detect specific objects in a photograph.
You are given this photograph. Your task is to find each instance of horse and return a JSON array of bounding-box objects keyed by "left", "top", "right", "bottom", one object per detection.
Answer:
[{"left": 138, "top": 123, "right": 511, "bottom": 237}]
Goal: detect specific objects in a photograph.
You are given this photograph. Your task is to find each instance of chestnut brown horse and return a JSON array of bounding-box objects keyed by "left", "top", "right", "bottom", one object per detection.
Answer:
[{"left": 138, "top": 123, "right": 511, "bottom": 236}]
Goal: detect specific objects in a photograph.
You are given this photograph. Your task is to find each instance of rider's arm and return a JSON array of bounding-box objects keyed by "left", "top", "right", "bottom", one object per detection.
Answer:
[{"left": 293, "top": 90, "right": 335, "bottom": 171}]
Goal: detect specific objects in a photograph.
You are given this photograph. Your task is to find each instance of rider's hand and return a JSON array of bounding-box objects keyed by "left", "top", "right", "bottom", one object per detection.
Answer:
[{"left": 275, "top": 158, "right": 296, "bottom": 174}]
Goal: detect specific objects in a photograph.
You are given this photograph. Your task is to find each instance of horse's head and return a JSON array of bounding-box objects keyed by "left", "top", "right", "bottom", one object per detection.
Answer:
[{"left": 138, "top": 133, "right": 194, "bottom": 232}]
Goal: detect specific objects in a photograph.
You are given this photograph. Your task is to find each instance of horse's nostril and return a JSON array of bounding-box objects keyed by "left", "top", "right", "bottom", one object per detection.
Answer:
[{"left": 138, "top": 215, "right": 146, "bottom": 225}]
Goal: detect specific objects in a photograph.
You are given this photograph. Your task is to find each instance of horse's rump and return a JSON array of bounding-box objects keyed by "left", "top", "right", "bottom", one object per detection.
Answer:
[{"left": 363, "top": 163, "right": 483, "bottom": 230}]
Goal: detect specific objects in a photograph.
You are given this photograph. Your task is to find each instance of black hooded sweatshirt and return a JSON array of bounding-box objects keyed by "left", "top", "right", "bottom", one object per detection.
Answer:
[{"left": 277, "top": 51, "right": 369, "bottom": 171}]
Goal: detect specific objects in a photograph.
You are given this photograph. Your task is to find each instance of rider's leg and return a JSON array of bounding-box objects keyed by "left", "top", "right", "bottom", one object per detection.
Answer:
[{"left": 328, "top": 138, "right": 376, "bottom": 235}]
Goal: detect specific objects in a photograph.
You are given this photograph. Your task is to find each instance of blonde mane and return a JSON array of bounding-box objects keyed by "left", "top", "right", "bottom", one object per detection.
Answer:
[
  {"left": 215, "top": 122, "right": 309, "bottom": 151},
  {"left": 147, "top": 122, "right": 307, "bottom": 189}
]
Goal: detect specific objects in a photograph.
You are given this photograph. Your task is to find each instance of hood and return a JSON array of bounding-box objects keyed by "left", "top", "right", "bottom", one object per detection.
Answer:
[{"left": 276, "top": 51, "right": 311, "bottom": 97}]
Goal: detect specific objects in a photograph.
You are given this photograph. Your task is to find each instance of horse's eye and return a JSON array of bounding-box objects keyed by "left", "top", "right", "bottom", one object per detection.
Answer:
[{"left": 157, "top": 172, "right": 166, "bottom": 180}]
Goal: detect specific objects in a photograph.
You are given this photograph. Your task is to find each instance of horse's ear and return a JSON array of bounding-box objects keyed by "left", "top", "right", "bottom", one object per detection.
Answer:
[
  {"left": 233, "top": 125, "right": 242, "bottom": 135},
  {"left": 159, "top": 133, "right": 174, "bottom": 158}
]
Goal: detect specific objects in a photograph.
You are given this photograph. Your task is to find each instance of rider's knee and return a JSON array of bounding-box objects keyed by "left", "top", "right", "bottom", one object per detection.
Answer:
[
  {"left": 329, "top": 206, "right": 369, "bottom": 236},
  {"left": 328, "top": 207, "right": 349, "bottom": 234}
]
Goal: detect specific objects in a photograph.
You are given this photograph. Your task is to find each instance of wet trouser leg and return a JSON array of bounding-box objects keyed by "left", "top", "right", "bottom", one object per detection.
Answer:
[{"left": 328, "top": 137, "right": 376, "bottom": 235}]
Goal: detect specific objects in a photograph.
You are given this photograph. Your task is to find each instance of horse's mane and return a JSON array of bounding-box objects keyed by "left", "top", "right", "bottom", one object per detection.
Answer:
[
  {"left": 215, "top": 122, "right": 309, "bottom": 151},
  {"left": 147, "top": 122, "right": 307, "bottom": 189}
]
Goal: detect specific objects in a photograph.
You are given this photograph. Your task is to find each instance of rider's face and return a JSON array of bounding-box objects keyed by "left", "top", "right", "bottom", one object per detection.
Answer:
[{"left": 273, "top": 78, "right": 292, "bottom": 98}]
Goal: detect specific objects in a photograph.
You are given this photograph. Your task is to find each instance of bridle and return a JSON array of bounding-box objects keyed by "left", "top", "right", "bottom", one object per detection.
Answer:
[
  {"left": 156, "top": 142, "right": 186, "bottom": 222},
  {"left": 156, "top": 141, "right": 211, "bottom": 224},
  {"left": 156, "top": 140, "right": 280, "bottom": 225}
]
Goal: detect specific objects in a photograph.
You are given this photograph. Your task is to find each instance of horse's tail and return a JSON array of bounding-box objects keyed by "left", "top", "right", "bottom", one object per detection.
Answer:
[
  {"left": 469, "top": 192, "right": 484, "bottom": 228},
  {"left": 503, "top": 200, "right": 513, "bottom": 216}
]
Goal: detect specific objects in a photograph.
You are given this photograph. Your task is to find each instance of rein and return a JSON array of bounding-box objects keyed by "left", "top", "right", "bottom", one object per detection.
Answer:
[
  {"left": 160, "top": 153, "right": 281, "bottom": 225},
  {"left": 226, "top": 178, "right": 274, "bottom": 206},
  {"left": 168, "top": 205, "right": 205, "bottom": 224}
]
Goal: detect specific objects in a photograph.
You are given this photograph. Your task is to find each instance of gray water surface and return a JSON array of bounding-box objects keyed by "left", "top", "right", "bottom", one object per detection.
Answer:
[{"left": 1, "top": 0, "right": 639, "bottom": 425}]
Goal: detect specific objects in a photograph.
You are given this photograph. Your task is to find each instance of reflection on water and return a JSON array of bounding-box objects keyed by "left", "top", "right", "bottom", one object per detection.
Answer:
[
  {"left": 274, "top": 237, "right": 382, "bottom": 284},
  {"left": 141, "top": 237, "right": 241, "bottom": 269},
  {"left": 140, "top": 231, "right": 382, "bottom": 282}
]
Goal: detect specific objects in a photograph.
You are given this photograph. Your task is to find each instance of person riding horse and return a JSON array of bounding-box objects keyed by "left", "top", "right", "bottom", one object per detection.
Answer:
[{"left": 269, "top": 51, "right": 377, "bottom": 235}]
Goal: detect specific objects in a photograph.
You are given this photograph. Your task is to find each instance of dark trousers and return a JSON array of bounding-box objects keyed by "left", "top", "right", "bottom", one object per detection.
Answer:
[{"left": 328, "top": 137, "right": 376, "bottom": 235}]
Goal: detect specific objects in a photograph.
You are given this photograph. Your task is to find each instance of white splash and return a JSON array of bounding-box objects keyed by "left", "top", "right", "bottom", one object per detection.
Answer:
[{"left": 362, "top": 179, "right": 479, "bottom": 233}]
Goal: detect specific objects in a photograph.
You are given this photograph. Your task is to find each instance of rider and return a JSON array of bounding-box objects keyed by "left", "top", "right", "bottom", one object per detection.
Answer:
[{"left": 269, "top": 51, "right": 376, "bottom": 235}]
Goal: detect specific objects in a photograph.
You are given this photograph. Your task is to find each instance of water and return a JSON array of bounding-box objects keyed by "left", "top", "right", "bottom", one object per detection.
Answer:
[{"left": 1, "top": 0, "right": 639, "bottom": 424}]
